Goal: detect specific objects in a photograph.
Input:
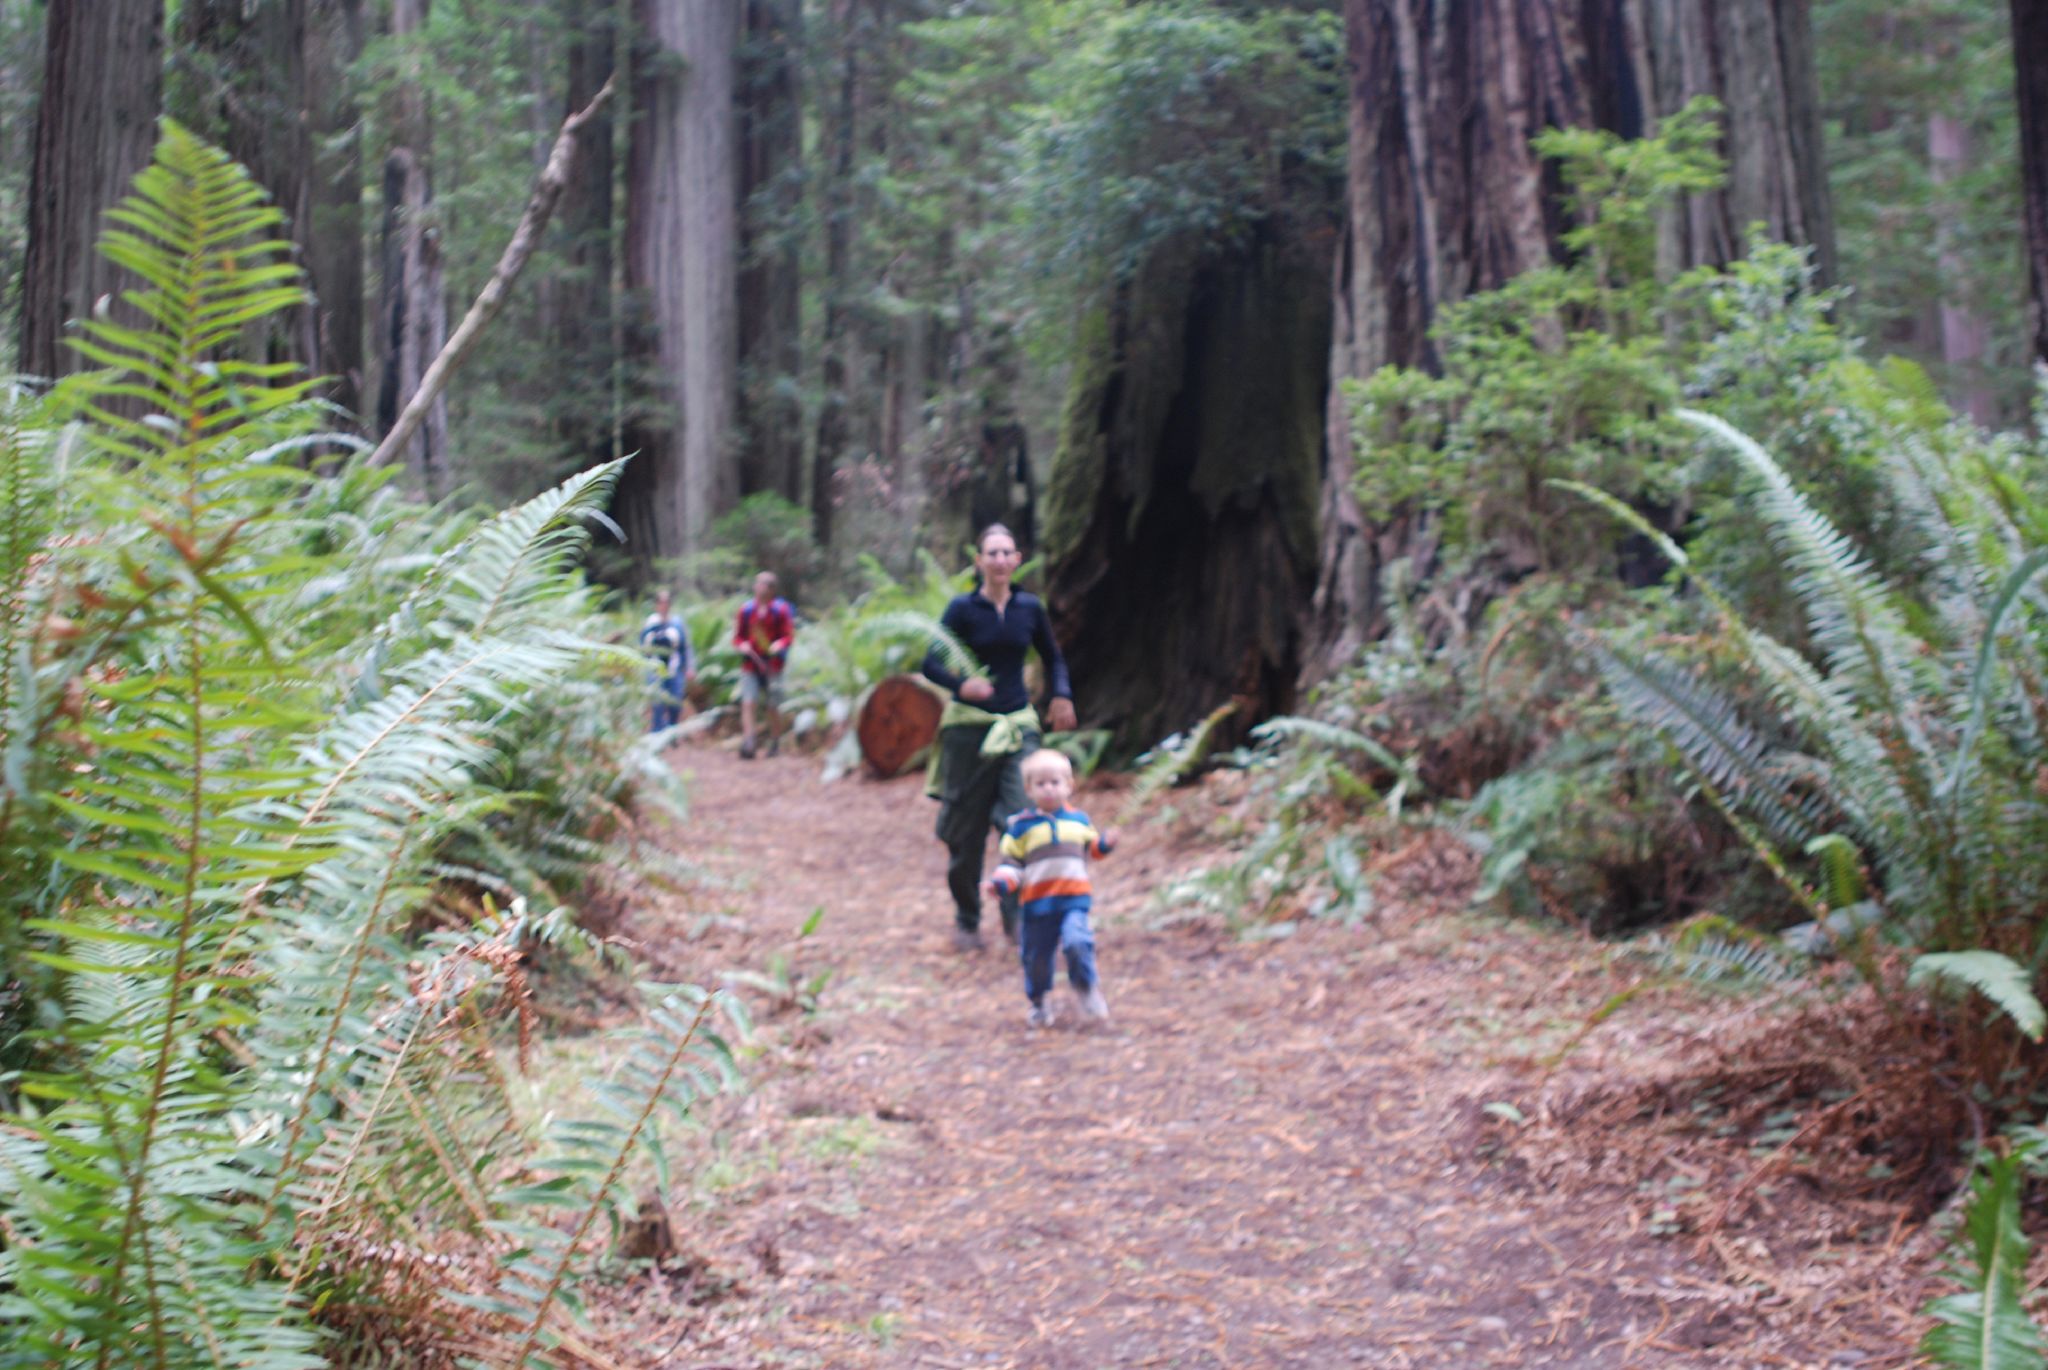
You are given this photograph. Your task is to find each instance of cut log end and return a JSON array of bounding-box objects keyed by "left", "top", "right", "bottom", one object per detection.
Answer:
[{"left": 856, "top": 675, "right": 944, "bottom": 779}]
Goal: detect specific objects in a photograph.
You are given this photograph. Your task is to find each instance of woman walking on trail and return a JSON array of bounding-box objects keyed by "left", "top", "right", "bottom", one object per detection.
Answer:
[{"left": 923, "top": 524, "right": 1076, "bottom": 952}]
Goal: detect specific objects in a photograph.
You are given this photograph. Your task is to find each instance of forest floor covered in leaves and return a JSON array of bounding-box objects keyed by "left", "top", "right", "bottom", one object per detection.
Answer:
[{"left": 559, "top": 741, "right": 1947, "bottom": 1369}]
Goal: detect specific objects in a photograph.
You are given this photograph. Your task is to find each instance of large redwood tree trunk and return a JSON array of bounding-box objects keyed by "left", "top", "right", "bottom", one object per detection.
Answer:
[
  {"left": 1635, "top": 0, "right": 1835, "bottom": 280},
  {"left": 1306, "top": 0, "right": 1837, "bottom": 674},
  {"left": 737, "top": 0, "right": 804, "bottom": 505},
  {"left": 617, "top": 0, "right": 740, "bottom": 572},
  {"left": 175, "top": 0, "right": 366, "bottom": 419},
  {"left": 19, "top": 0, "right": 164, "bottom": 382},
  {"left": 2017, "top": 0, "right": 2048, "bottom": 371}
]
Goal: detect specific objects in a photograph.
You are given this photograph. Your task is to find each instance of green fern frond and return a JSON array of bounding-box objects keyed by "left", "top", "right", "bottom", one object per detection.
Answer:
[
  {"left": 1679, "top": 409, "right": 1940, "bottom": 781},
  {"left": 857, "top": 608, "right": 981, "bottom": 681},
  {"left": 1944, "top": 548, "right": 2048, "bottom": 803},
  {"left": 1650, "top": 925, "right": 1804, "bottom": 987},
  {"left": 1251, "top": 714, "right": 1424, "bottom": 803},
  {"left": 1123, "top": 703, "right": 1237, "bottom": 820},
  {"left": 1592, "top": 645, "right": 1816, "bottom": 847},
  {"left": 1921, "top": 1148, "right": 2048, "bottom": 1369},
  {"left": 57, "top": 121, "right": 313, "bottom": 455},
  {"left": 1909, "top": 952, "right": 2047, "bottom": 1042},
  {"left": 488, "top": 990, "right": 735, "bottom": 1365}
]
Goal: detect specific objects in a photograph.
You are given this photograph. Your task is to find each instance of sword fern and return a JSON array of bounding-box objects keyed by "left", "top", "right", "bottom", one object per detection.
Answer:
[
  {"left": 1565, "top": 402, "right": 2048, "bottom": 1036},
  {"left": 0, "top": 124, "right": 731, "bottom": 1368}
]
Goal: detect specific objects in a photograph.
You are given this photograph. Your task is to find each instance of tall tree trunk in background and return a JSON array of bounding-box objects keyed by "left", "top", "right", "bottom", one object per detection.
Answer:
[
  {"left": 1306, "top": 0, "right": 1836, "bottom": 676},
  {"left": 1043, "top": 230, "right": 1333, "bottom": 751},
  {"left": 0, "top": 5, "right": 45, "bottom": 365},
  {"left": 1636, "top": 0, "right": 1836, "bottom": 281},
  {"left": 542, "top": 0, "right": 615, "bottom": 479},
  {"left": 174, "top": 0, "right": 316, "bottom": 372},
  {"left": 737, "top": 0, "right": 803, "bottom": 505},
  {"left": 19, "top": 0, "right": 164, "bottom": 382},
  {"left": 810, "top": 0, "right": 859, "bottom": 548},
  {"left": 2016, "top": 0, "right": 2048, "bottom": 372},
  {"left": 376, "top": 0, "right": 450, "bottom": 498},
  {"left": 1928, "top": 112, "right": 1996, "bottom": 426},
  {"left": 307, "top": 0, "right": 366, "bottom": 420},
  {"left": 617, "top": 0, "right": 740, "bottom": 571}
]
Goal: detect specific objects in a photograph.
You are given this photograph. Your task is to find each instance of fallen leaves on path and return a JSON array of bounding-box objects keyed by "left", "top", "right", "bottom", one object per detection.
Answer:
[{"left": 562, "top": 740, "right": 1936, "bottom": 1369}]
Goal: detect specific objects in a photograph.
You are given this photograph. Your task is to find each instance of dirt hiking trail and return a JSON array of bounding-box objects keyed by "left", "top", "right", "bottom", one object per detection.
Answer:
[{"left": 586, "top": 741, "right": 1926, "bottom": 1369}]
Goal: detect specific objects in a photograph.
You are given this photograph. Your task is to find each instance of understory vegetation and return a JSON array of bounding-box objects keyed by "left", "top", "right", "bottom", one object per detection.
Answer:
[
  {"left": 1130, "top": 108, "right": 2048, "bottom": 1361},
  {"left": 0, "top": 128, "right": 736, "bottom": 1367}
]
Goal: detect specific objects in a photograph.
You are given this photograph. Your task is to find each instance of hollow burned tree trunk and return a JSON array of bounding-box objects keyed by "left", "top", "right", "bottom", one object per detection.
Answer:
[{"left": 1045, "top": 231, "right": 1331, "bottom": 752}]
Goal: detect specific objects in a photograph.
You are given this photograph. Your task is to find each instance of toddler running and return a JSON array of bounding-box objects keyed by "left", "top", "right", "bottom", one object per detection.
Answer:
[{"left": 982, "top": 748, "right": 1115, "bottom": 1027}]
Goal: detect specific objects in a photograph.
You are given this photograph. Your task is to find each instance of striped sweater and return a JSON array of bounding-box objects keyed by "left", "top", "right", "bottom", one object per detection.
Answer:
[{"left": 988, "top": 806, "right": 1113, "bottom": 919}]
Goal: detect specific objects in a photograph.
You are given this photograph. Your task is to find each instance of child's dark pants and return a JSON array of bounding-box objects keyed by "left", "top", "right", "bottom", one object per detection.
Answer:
[{"left": 1019, "top": 906, "right": 1098, "bottom": 1004}]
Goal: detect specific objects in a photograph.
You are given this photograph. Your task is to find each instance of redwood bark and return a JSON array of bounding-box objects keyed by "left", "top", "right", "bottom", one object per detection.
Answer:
[
  {"left": 809, "top": 0, "right": 859, "bottom": 549},
  {"left": 2017, "top": 0, "right": 2048, "bottom": 371},
  {"left": 1928, "top": 112, "right": 1996, "bottom": 426},
  {"left": 1631, "top": 0, "right": 1836, "bottom": 281},
  {"left": 542, "top": 0, "right": 616, "bottom": 477},
  {"left": 1308, "top": 0, "right": 1585, "bottom": 671},
  {"left": 737, "top": 0, "right": 804, "bottom": 505},
  {"left": 19, "top": 0, "right": 165, "bottom": 382},
  {"left": 307, "top": 0, "right": 367, "bottom": 419},
  {"left": 618, "top": 0, "right": 741, "bottom": 569},
  {"left": 1307, "top": 0, "right": 1837, "bottom": 674},
  {"left": 375, "top": 0, "right": 450, "bottom": 498},
  {"left": 175, "top": 0, "right": 315, "bottom": 372}
]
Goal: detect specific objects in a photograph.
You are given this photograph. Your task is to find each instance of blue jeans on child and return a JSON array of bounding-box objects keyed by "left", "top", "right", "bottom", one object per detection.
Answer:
[
  {"left": 650, "top": 672, "right": 684, "bottom": 732},
  {"left": 1019, "top": 905, "right": 1098, "bottom": 1003}
]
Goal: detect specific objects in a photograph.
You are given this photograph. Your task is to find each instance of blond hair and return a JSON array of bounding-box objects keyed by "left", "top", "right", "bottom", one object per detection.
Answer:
[{"left": 1020, "top": 747, "right": 1073, "bottom": 784}]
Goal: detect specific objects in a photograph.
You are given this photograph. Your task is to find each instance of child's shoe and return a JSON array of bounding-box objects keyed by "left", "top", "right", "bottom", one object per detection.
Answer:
[
  {"left": 1074, "top": 985, "right": 1109, "bottom": 1023},
  {"left": 1027, "top": 998, "right": 1056, "bottom": 1029}
]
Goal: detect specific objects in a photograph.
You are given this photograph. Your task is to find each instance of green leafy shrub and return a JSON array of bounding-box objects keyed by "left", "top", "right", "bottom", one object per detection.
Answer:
[
  {"left": 1321, "top": 103, "right": 1898, "bottom": 937},
  {"left": 0, "top": 124, "right": 735, "bottom": 1367}
]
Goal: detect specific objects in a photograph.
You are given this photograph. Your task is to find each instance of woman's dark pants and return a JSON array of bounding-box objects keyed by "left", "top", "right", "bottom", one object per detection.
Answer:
[{"left": 934, "top": 723, "right": 1037, "bottom": 938}]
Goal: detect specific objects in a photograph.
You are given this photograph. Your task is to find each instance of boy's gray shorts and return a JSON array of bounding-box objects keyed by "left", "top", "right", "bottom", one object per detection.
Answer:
[{"left": 739, "top": 671, "right": 782, "bottom": 706}]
